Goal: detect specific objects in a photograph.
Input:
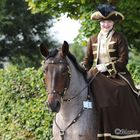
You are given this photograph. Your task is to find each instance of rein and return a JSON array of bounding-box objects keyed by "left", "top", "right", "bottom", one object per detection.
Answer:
[
  {"left": 55, "top": 107, "right": 85, "bottom": 140},
  {"left": 63, "top": 72, "right": 99, "bottom": 102},
  {"left": 45, "top": 58, "right": 71, "bottom": 97},
  {"left": 55, "top": 71, "right": 99, "bottom": 140}
]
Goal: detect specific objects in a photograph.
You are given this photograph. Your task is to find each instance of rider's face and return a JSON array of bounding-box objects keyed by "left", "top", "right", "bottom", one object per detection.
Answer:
[{"left": 100, "top": 20, "right": 114, "bottom": 33}]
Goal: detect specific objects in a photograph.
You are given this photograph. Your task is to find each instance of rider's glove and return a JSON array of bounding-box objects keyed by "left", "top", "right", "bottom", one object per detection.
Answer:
[{"left": 96, "top": 64, "right": 107, "bottom": 72}]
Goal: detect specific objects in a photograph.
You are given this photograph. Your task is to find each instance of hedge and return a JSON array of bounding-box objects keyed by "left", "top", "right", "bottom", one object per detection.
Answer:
[
  {"left": 0, "top": 61, "right": 139, "bottom": 140},
  {"left": 0, "top": 66, "right": 54, "bottom": 140},
  {"left": 128, "top": 60, "right": 140, "bottom": 85}
]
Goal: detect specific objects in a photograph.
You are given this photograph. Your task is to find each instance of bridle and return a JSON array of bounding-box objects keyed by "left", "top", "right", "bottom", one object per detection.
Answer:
[
  {"left": 45, "top": 57, "right": 98, "bottom": 102},
  {"left": 44, "top": 58, "right": 71, "bottom": 98},
  {"left": 54, "top": 74, "right": 97, "bottom": 140},
  {"left": 44, "top": 57, "right": 99, "bottom": 140}
]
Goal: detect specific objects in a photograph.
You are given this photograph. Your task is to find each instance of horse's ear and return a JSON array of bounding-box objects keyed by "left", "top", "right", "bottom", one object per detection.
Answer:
[
  {"left": 61, "top": 41, "right": 69, "bottom": 57},
  {"left": 40, "top": 43, "right": 49, "bottom": 57}
]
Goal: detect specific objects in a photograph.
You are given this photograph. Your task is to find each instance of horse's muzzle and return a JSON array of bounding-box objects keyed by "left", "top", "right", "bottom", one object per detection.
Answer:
[{"left": 47, "top": 100, "right": 61, "bottom": 113}]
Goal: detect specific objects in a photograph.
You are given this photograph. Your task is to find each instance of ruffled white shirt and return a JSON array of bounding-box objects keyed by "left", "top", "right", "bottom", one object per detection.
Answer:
[{"left": 98, "top": 30, "right": 114, "bottom": 64}]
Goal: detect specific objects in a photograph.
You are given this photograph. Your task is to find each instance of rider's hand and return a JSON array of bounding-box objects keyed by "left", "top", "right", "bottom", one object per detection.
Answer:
[{"left": 96, "top": 64, "right": 107, "bottom": 72}]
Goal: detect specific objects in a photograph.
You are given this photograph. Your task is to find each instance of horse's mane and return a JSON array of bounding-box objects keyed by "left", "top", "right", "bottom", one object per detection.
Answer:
[{"left": 67, "top": 52, "right": 87, "bottom": 80}]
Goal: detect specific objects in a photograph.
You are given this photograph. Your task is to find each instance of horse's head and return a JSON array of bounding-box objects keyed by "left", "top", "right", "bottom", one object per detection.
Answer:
[{"left": 40, "top": 41, "right": 71, "bottom": 112}]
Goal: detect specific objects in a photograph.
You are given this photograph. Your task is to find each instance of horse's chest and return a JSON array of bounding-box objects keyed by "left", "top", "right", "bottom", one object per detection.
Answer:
[{"left": 53, "top": 110, "right": 96, "bottom": 140}]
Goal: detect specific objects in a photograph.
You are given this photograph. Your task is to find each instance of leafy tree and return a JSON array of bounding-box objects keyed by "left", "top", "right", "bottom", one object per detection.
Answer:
[
  {"left": 25, "top": 0, "right": 140, "bottom": 52},
  {"left": 70, "top": 42, "right": 84, "bottom": 62},
  {"left": 0, "top": 0, "right": 56, "bottom": 68}
]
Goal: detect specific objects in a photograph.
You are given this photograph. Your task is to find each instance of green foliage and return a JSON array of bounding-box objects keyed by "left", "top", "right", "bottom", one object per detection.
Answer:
[
  {"left": 127, "top": 49, "right": 140, "bottom": 85},
  {"left": 0, "top": 66, "right": 54, "bottom": 139},
  {"left": 25, "top": 0, "right": 140, "bottom": 52},
  {"left": 0, "top": 0, "right": 57, "bottom": 68},
  {"left": 70, "top": 42, "right": 84, "bottom": 62},
  {"left": 25, "top": 0, "right": 85, "bottom": 18},
  {"left": 77, "top": 0, "right": 140, "bottom": 50},
  {"left": 117, "top": 0, "right": 140, "bottom": 52}
]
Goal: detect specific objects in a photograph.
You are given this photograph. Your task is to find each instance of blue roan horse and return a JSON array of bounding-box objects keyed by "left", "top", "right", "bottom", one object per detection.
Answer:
[
  {"left": 40, "top": 41, "right": 97, "bottom": 140},
  {"left": 40, "top": 41, "right": 140, "bottom": 140}
]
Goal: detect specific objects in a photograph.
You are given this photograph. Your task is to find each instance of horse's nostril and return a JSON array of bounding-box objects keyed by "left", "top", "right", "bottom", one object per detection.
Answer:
[
  {"left": 46, "top": 100, "right": 61, "bottom": 113},
  {"left": 55, "top": 101, "right": 61, "bottom": 113},
  {"left": 56, "top": 101, "right": 60, "bottom": 107}
]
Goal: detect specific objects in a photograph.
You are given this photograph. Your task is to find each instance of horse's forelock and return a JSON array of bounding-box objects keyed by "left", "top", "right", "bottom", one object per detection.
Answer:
[{"left": 46, "top": 49, "right": 58, "bottom": 60}]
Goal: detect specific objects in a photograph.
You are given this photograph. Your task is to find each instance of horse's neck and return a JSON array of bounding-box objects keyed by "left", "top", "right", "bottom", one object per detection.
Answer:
[
  {"left": 57, "top": 57, "right": 88, "bottom": 120},
  {"left": 66, "top": 57, "right": 87, "bottom": 99}
]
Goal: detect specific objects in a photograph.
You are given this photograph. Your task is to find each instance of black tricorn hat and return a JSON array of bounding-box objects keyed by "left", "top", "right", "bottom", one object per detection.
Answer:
[{"left": 91, "top": 4, "right": 124, "bottom": 21}]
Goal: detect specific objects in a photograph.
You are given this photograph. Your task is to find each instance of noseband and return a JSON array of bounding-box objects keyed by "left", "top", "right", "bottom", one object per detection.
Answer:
[{"left": 45, "top": 58, "right": 71, "bottom": 98}]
